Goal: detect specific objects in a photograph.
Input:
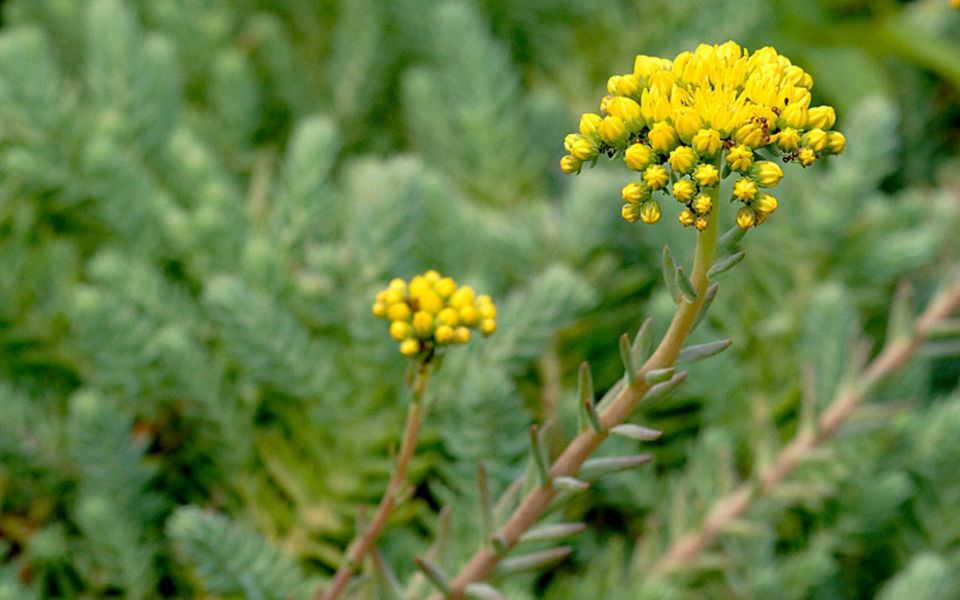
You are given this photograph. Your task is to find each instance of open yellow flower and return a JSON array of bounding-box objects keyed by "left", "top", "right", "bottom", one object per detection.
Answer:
[{"left": 559, "top": 41, "right": 844, "bottom": 231}]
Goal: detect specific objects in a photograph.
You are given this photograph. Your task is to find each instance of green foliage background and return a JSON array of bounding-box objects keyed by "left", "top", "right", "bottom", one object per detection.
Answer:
[{"left": 0, "top": 0, "right": 959, "bottom": 598}]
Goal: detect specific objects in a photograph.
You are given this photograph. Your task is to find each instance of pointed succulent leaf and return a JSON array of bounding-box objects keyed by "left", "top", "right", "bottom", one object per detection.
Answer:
[
  {"left": 579, "top": 454, "right": 653, "bottom": 480},
  {"left": 498, "top": 546, "right": 572, "bottom": 574},
  {"left": 642, "top": 372, "right": 687, "bottom": 401},
  {"left": 643, "top": 367, "right": 674, "bottom": 384},
  {"left": 610, "top": 424, "right": 663, "bottom": 441},
  {"left": 676, "top": 339, "right": 732, "bottom": 364},
  {"left": 662, "top": 244, "right": 681, "bottom": 302},
  {"left": 519, "top": 523, "right": 587, "bottom": 544},
  {"left": 692, "top": 283, "right": 719, "bottom": 331},
  {"left": 675, "top": 266, "right": 697, "bottom": 301},
  {"left": 707, "top": 251, "right": 746, "bottom": 279}
]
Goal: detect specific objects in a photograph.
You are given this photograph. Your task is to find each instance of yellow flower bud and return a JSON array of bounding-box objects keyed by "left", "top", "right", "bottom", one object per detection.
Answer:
[
  {"left": 732, "top": 177, "right": 758, "bottom": 202},
  {"left": 387, "top": 302, "right": 412, "bottom": 322},
  {"left": 579, "top": 113, "right": 602, "bottom": 137},
  {"left": 372, "top": 302, "right": 387, "bottom": 318},
  {"left": 639, "top": 199, "right": 661, "bottom": 224},
  {"left": 606, "top": 96, "right": 642, "bottom": 126},
  {"left": 775, "top": 127, "right": 801, "bottom": 152},
  {"left": 570, "top": 137, "right": 597, "bottom": 161},
  {"left": 691, "top": 128, "right": 722, "bottom": 156},
  {"left": 826, "top": 131, "right": 845, "bottom": 155},
  {"left": 693, "top": 164, "right": 720, "bottom": 187},
  {"left": 434, "top": 324, "right": 455, "bottom": 344},
  {"left": 412, "top": 311, "right": 434, "bottom": 337},
  {"left": 755, "top": 193, "right": 778, "bottom": 214},
  {"left": 459, "top": 304, "right": 479, "bottom": 325},
  {"left": 694, "top": 216, "right": 708, "bottom": 231},
  {"left": 560, "top": 155, "right": 582, "bottom": 174},
  {"left": 621, "top": 181, "right": 646, "bottom": 204},
  {"left": 477, "top": 301, "right": 496, "bottom": 319},
  {"left": 736, "top": 206, "right": 757, "bottom": 229},
  {"left": 678, "top": 209, "right": 696, "bottom": 227},
  {"left": 417, "top": 290, "right": 443, "bottom": 314},
  {"left": 778, "top": 103, "right": 808, "bottom": 129},
  {"left": 621, "top": 203, "right": 641, "bottom": 223},
  {"left": 673, "top": 109, "right": 702, "bottom": 143},
  {"left": 437, "top": 307, "right": 459, "bottom": 327},
  {"left": 450, "top": 286, "right": 475, "bottom": 308},
  {"left": 643, "top": 164, "right": 669, "bottom": 190},
  {"left": 480, "top": 319, "right": 497, "bottom": 336},
  {"left": 801, "top": 128, "right": 827, "bottom": 152},
  {"left": 668, "top": 146, "right": 698, "bottom": 174},
  {"left": 388, "top": 278, "right": 406, "bottom": 291},
  {"left": 692, "top": 193, "right": 712, "bottom": 215},
  {"left": 733, "top": 123, "right": 765, "bottom": 148},
  {"left": 563, "top": 133, "right": 579, "bottom": 153},
  {"left": 625, "top": 143, "right": 656, "bottom": 171},
  {"left": 647, "top": 122, "right": 678, "bottom": 154},
  {"left": 383, "top": 288, "right": 404, "bottom": 305},
  {"left": 672, "top": 179, "right": 697, "bottom": 203},
  {"left": 606, "top": 74, "right": 622, "bottom": 95},
  {"left": 435, "top": 277, "right": 456, "bottom": 298},
  {"left": 807, "top": 106, "right": 836, "bottom": 130},
  {"left": 615, "top": 74, "right": 641, "bottom": 97},
  {"left": 390, "top": 320, "right": 411, "bottom": 341},
  {"left": 783, "top": 65, "right": 807, "bottom": 87},
  {"left": 599, "top": 95, "right": 614, "bottom": 114},
  {"left": 797, "top": 147, "right": 816, "bottom": 167},
  {"left": 751, "top": 161, "right": 784, "bottom": 188},
  {"left": 455, "top": 327, "right": 471, "bottom": 344},
  {"left": 399, "top": 338, "right": 420, "bottom": 356},
  {"left": 726, "top": 145, "right": 754, "bottom": 172},
  {"left": 598, "top": 115, "right": 628, "bottom": 145}
]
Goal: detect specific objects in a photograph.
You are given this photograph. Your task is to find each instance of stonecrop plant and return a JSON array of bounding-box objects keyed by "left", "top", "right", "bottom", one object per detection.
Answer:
[{"left": 560, "top": 41, "right": 845, "bottom": 231}]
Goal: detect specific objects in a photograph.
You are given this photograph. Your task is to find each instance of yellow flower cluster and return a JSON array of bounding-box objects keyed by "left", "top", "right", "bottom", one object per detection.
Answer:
[
  {"left": 372, "top": 271, "right": 497, "bottom": 356},
  {"left": 560, "top": 41, "right": 845, "bottom": 230}
]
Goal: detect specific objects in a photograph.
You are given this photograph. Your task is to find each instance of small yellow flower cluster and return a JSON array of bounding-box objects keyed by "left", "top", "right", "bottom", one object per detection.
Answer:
[
  {"left": 560, "top": 41, "right": 845, "bottom": 230},
  {"left": 372, "top": 271, "right": 496, "bottom": 356}
]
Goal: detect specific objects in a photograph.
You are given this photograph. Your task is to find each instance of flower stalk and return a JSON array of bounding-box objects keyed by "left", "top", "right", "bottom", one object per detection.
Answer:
[
  {"left": 651, "top": 281, "right": 960, "bottom": 575},
  {"left": 320, "top": 358, "right": 432, "bottom": 600},
  {"left": 433, "top": 178, "right": 723, "bottom": 599}
]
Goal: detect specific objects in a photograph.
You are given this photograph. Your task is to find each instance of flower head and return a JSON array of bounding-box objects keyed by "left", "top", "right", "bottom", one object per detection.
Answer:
[
  {"left": 373, "top": 272, "right": 496, "bottom": 356},
  {"left": 560, "top": 42, "right": 844, "bottom": 231}
]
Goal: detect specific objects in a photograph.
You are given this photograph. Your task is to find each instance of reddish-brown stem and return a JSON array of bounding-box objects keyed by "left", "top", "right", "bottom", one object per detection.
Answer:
[
  {"left": 652, "top": 281, "right": 960, "bottom": 574},
  {"left": 320, "top": 361, "right": 431, "bottom": 600},
  {"left": 434, "top": 181, "right": 724, "bottom": 599}
]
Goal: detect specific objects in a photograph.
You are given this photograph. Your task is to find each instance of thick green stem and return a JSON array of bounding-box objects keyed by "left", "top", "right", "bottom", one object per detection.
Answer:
[
  {"left": 320, "top": 360, "right": 431, "bottom": 600},
  {"left": 437, "top": 180, "right": 724, "bottom": 599}
]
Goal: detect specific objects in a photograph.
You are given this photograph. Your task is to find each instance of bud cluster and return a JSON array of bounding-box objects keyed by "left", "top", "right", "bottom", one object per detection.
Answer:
[
  {"left": 372, "top": 271, "right": 496, "bottom": 356},
  {"left": 560, "top": 41, "right": 845, "bottom": 230}
]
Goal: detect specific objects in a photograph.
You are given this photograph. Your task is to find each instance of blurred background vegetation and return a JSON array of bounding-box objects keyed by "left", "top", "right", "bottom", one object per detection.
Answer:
[{"left": 0, "top": 0, "right": 958, "bottom": 598}]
